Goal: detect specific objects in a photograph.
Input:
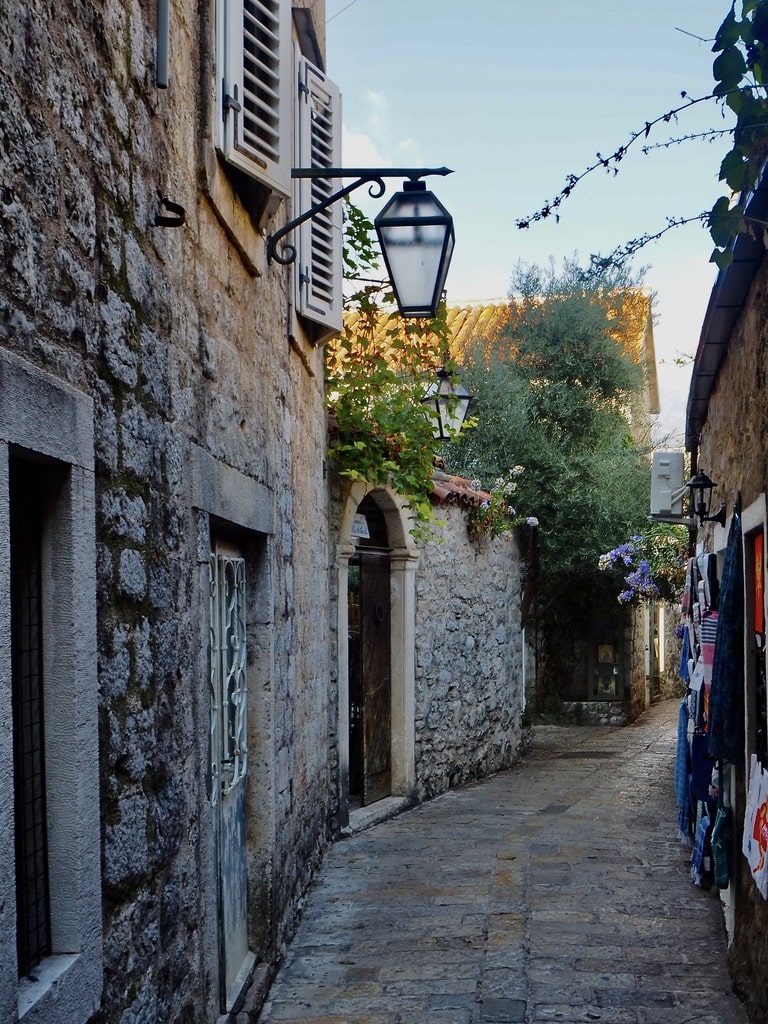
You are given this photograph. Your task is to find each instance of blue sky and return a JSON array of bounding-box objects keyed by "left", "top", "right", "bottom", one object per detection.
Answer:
[{"left": 327, "top": 0, "right": 734, "bottom": 445}]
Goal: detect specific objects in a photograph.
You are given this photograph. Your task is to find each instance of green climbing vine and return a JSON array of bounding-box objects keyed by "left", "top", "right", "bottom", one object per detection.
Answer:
[
  {"left": 325, "top": 202, "right": 470, "bottom": 532},
  {"left": 709, "top": 0, "right": 768, "bottom": 266}
]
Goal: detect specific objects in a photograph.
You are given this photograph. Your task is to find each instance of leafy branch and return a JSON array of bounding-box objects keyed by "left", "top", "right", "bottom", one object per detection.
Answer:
[
  {"left": 590, "top": 214, "right": 710, "bottom": 269},
  {"left": 326, "top": 202, "right": 469, "bottom": 534},
  {"left": 518, "top": 0, "right": 768, "bottom": 268},
  {"left": 515, "top": 90, "right": 718, "bottom": 230},
  {"left": 598, "top": 524, "right": 689, "bottom": 604}
]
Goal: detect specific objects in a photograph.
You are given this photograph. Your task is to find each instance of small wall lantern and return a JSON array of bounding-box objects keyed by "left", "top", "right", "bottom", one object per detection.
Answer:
[
  {"left": 687, "top": 469, "right": 727, "bottom": 527},
  {"left": 421, "top": 367, "right": 473, "bottom": 440}
]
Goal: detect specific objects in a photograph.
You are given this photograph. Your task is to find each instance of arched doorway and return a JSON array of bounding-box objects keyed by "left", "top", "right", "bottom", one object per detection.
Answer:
[
  {"left": 336, "top": 485, "right": 418, "bottom": 827},
  {"left": 348, "top": 495, "right": 391, "bottom": 806}
]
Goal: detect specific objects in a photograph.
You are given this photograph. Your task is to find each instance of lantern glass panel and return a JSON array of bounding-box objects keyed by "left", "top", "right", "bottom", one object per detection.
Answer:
[{"left": 375, "top": 187, "right": 454, "bottom": 318}]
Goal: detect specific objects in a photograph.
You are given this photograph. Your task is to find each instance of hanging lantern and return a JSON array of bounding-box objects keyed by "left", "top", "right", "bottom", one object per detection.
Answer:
[
  {"left": 374, "top": 180, "right": 455, "bottom": 318},
  {"left": 421, "top": 367, "right": 473, "bottom": 440}
]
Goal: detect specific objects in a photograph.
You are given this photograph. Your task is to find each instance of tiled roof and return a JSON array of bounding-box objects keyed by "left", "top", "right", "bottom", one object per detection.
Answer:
[
  {"left": 342, "top": 303, "right": 511, "bottom": 360},
  {"left": 443, "top": 304, "right": 512, "bottom": 357},
  {"left": 341, "top": 293, "right": 659, "bottom": 420},
  {"left": 430, "top": 469, "right": 489, "bottom": 507}
]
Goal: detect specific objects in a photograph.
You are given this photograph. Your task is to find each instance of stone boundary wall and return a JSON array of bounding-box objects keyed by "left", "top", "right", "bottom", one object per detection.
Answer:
[
  {"left": 414, "top": 506, "right": 524, "bottom": 799},
  {"left": 562, "top": 701, "right": 627, "bottom": 727}
]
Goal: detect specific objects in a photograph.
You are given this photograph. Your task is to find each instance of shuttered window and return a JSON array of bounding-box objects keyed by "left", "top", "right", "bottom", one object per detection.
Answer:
[
  {"left": 295, "top": 56, "right": 342, "bottom": 335},
  {"left": 217, "top": 0, "right": 291, "bottom": 199}
]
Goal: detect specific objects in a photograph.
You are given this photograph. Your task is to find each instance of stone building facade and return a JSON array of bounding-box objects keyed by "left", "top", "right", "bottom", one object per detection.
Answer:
[
  {"left": 0, "top": 1, "right": 338, "bottom": 1022},
  {"left": 685, "top": 167, "right": 768, "bottom": 1019}
]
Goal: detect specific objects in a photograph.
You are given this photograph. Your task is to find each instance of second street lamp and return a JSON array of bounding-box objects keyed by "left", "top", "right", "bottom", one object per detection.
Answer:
[{"left": 421, "top": 367, "right": 473, "bottom": 440}]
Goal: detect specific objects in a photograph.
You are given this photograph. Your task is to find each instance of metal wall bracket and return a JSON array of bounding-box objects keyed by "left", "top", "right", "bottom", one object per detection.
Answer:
[
  {"left": 266, "top": 165, "right": 452, "bottom": 266},
  {"left": 155, "top": 196, "right": 186, "bottom": 228}
]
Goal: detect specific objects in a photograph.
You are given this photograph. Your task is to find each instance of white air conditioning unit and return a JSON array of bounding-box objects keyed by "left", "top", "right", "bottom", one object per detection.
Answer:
[{"left": 650, "top": 451, "right": 686, "bottom": 518}]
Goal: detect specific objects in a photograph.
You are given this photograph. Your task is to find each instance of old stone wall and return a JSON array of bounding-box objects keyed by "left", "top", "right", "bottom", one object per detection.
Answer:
[
  {"left": 561, "top": 701, "right": 627, "bottom": 726},
  {"left": 414, "top": 507, "right": 525, "bottom": 799},
  {"left": 659, "top": 605, "right": 686, "bottom": 701},
  {"left": 0, "top": 2, "right": 333, "bottom": 1023},
  {"left": 697, "top": 253, "right": 768, "bottom": 1022}
]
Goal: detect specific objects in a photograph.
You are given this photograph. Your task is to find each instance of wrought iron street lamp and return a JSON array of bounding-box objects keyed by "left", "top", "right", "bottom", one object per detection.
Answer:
[
  {"left": 374, "top": 180, "right": 455, "bottom": 318},
  {"left": 687, "top": 469, "right": 727, "bottom": 527},
  {"left": 421, "top": 367, "right": 473, "bottom": 440},
  {"left": 267, "top": 167, "right": 455, "bottom": 319}
]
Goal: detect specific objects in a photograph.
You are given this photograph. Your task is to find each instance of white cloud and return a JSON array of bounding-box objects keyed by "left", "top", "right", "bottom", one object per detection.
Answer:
[{"left": 341, "top": 126, "right": 387, "bottom": 167}]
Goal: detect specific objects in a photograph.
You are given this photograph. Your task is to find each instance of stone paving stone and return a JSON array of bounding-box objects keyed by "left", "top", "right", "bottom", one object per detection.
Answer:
[{"left": 256, "top": 700, "right": 749, "bottom": 1024}]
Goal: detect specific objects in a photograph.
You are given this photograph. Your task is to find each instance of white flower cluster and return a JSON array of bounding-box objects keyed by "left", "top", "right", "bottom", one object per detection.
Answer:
[{"left": 492, "top": 466, "right": 525, "bottom": 499}]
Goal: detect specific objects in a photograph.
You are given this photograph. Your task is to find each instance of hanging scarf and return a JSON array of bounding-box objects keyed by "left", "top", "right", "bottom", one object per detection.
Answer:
[
  {"left": 708, "top": 513, "right": 745, "bottom": 763},
  {"left": 675, "top": 697, "right": 692, "bottom": 841}
]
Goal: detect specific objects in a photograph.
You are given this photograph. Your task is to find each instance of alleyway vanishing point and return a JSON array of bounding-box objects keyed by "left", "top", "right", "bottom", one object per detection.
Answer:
[{"left": 256, "top": 699, "right": 748, "bottom": 1024}]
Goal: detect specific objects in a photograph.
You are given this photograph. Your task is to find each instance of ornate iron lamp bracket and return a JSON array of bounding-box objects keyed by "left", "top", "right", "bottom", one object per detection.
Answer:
[{"left": 266, "top": 166, "right": 453, "bottom": 266}]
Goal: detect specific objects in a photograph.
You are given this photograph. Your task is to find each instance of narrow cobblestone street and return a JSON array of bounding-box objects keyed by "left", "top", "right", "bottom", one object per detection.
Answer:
[{"left": 256, "top": 699, "right": 748, "bottom": 1024}]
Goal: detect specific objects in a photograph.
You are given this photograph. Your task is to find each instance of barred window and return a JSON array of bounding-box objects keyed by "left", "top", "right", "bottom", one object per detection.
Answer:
[{"left": 11, "top": 460, "right": 51, "bottom": 978}]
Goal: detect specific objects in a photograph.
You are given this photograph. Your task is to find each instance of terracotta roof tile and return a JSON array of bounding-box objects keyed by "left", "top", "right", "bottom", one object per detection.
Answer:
[{"left": 430, "top": 470, "right": 489, "bottom": 507}]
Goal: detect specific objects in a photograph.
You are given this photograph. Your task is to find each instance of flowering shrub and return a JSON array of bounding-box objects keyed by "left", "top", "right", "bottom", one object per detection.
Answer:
[
  {"left": 598, "top": 524, "right": 688, "bottom": 604},
  {"left": 466, "top": 468, "right": 539, "bottom": 540}
]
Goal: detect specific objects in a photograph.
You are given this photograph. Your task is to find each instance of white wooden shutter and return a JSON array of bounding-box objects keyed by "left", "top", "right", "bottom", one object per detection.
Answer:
[
  {"left": 295, "top": 56, "right": 343, "bottom": 335},
  {"left": 217, "top": 0, "right": 291, "bottom": 199}
]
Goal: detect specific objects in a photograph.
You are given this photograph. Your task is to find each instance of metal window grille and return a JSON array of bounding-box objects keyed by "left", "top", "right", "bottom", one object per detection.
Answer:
[
  {"left": 209, "top": 553, "right": 248, "bottom": 803},
  {"left": 10, "top": 463, "right": 51, "bottom": 977}
]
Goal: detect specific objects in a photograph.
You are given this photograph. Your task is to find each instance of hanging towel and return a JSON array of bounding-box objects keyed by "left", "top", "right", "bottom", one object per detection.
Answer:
[
  {"left": 678, "top": 626, "right": 690, "bottom": 683},
  {"left": 691, "top": 810, "right": 713, "bottom": 887},
  {"left": 709, "top": 513, "right": 745, "bottom": 764},
  {"left": 712, "top": 806, "right": 732, "bottom": 889},
  {"left": 691, "top": 731, "right": 714, "bottom": 802},
  {"left": 700, "top": 611, "right": 719, "bottom": 685},
  {"left": 681, "top": 557, "right": 695, "bottom": 621}
]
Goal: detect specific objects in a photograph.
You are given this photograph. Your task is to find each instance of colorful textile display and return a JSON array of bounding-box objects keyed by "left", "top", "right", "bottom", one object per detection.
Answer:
[
  {"left": 675, "top": 697, "right": 692, "bottom": 842},
  {"left": 709, "top": 513, "right": 745, "bottom": 763},
  {"left": 691, "top": 809, "right": 713, "bottom": 887},
  {"left": 743, "top": 754, "right": 768, "bottom": 899},
  {"left": 712, "top": 806, "right": 732, "bottom": 890}
]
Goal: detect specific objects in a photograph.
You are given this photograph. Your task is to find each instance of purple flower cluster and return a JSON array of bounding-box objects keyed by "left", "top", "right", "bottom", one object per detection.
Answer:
[
  {"left": 617, "top": 560, "right": 660, "bottom": 604},
  {"left": 599, "top": 539, "right": 659, "bottom": 604}
]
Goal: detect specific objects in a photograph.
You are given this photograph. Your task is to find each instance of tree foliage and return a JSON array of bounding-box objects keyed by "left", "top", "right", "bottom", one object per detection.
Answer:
[{"left": 444, "top": 259, "right": 652, "bottom": 607}]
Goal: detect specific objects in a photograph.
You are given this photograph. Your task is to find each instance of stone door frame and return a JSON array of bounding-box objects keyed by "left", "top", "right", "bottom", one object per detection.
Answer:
[{"left": 336, "top": 484, "right": 418, "bottom": 827}]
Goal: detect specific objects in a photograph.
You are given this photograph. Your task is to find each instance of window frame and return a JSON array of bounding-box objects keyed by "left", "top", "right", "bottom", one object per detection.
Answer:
[
  {"left": 0, "top": 351, "right": 101, "bottom": 1024},
  {"left": 742, "top": 495, "right": 768, "bottom": 770}
]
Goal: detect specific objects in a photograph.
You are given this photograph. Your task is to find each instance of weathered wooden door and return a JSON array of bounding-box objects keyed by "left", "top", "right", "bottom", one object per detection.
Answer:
[
  {"left": 348, "top": 551, "right": 392, "bottom": 805},
  {"left": 210, "top": 547, "right": 251, "bottom": 1010}
]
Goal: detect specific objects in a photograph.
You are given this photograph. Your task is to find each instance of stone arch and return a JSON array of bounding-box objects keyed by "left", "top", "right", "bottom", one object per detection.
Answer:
[{"left": 336, "top": 483, "right": 418, "bottom": 828}]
